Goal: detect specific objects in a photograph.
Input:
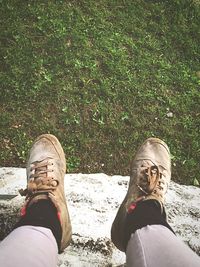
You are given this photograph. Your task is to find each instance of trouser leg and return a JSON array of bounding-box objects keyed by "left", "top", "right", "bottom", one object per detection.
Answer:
[
  {"left": 0, "top": 225, "right": 58, "bottom": 267},
  {"left": 126, "top": 225, "right": 200, "bottom": 267},
  {"left": 14, "top": 199, "right": 62, "bottom": 251},
  {"left": 123, "top": 199, "right": 174, "bottom": 250},
  {"left": 0, "top": 199, "right": 62, "bottom": 267}
]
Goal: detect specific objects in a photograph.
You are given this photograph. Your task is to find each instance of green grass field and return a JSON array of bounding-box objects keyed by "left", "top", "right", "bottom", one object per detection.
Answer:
[{"left": 0, "top": 0, "right": 200, "bottom": 185}]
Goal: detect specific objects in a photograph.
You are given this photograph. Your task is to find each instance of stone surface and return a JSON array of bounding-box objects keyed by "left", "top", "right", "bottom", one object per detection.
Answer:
[{"left": 0, "top": 167, "right": 200, "bottom": 266}]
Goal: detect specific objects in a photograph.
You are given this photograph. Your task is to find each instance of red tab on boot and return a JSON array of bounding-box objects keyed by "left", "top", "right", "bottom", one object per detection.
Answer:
[
  {"left": 127, "top": 196, "right": 146, "bottom": 214},
  {"left": 128, "top": 203, "right": 137, "bottom": 214},
  {"left": 57, "top": 211, "right": 61, "bottom": 222},
  {"left": 20, "top": 206, "right": 26, "bottom": 217}
]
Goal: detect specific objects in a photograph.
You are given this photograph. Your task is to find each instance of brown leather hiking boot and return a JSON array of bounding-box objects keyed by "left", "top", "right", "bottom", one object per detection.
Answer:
[
  {"left": 111, "top": 137, "right": 171, "bottom": 252},
  {"left": 20, "top": 134, "right": 72, "bottom": 252}
]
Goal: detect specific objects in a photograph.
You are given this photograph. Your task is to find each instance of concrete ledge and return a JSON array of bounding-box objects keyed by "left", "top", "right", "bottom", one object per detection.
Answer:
[{"left": 0, "top": 167, "right": 200, "bottom": 266}]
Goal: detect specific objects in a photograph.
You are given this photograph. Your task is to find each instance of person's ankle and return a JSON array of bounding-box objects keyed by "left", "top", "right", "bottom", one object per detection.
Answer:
[
  {"left": 123, "top": 199, "right": 174, "bottom": 251},
  {"left": 14, "top": 199, "right": 62, "bottom": 251}
]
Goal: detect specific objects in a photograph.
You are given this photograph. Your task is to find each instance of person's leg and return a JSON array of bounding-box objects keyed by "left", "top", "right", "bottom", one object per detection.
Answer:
[
  {"left": 123, "top": 199, "right": 174, "bottom": 249},
  {"left": 126, "top": 225, "right": 200, "bottom": 267},
  {"left": 0, "top": 199, "right": 61, "bottom": 267},
  {"left": 111, "top": 138, "right": 200, "bottom": 266},
  {"left": 125, "top": 199, "right": 200, "bottom": 266},
  {"left": 0, "top": 134, "right": 72, "bottom": 267},
  {"left": 14, "top": 199, "right": 62, "bottom": 249},
  {"left": 0, "top": 226, "right": 57, "bottom": 267}
]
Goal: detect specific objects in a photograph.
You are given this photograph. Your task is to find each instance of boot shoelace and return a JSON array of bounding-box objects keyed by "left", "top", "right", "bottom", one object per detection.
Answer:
[
  {"left": 20, "top": 159, "right": 59, "bottom": 197},
  {"left": 137, "top": 165, "right": 166, "bottom": 198}
]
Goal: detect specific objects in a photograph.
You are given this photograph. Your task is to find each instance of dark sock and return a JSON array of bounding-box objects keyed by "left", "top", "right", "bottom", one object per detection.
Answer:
[
  {"left": 14, "top": 199, "right": 62, "bottom": 252},
  {"left": 123, "top": 199, "right": 175, "bottom": 251}
]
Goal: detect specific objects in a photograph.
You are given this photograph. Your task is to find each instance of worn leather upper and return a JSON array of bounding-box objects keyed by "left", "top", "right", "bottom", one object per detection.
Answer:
[
  {"left": 111, "top": 138, "right": 171, "bottom": 252},
  {"left": 21, "top": 134, "right": 72, "bottom": 252}
]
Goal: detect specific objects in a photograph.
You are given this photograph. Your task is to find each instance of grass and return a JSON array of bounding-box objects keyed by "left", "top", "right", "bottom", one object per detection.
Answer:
[{"left": 0, "top": 0, "right": 200, "bottom": 185}]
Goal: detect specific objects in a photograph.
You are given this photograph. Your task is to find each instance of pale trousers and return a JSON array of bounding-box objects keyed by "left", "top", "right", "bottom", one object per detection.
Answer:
[
  {"left": 0, "top": 226, "right": 58, "bottom": 267},
  {"left": 0, "top": 225, "right": 200, "bottom": 267},
  {"left": 126, "top": 225, "right": 200, "bottom": 267}
]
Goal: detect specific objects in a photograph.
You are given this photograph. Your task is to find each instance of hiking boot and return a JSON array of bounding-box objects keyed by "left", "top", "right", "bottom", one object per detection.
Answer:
[
  {"left": 20, "top": 134, "right": 72, "bottom": 252},
  {"left": 111, "top": 137, "right": 171, "bottom": 252}
]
